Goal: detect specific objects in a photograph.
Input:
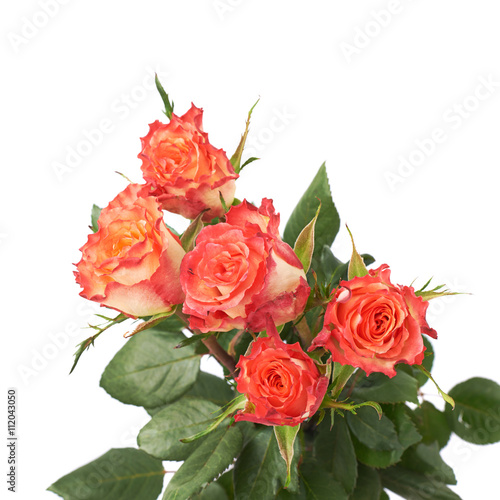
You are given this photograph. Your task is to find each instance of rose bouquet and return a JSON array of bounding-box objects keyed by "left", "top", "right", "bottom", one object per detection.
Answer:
[{"left": 48, "top": 79, "right": 500, "bottom": 500}]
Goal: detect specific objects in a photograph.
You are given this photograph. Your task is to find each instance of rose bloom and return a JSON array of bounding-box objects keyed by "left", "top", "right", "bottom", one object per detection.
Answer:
[
  {"left": 75, "top": 184, "right": 185, "bottom": 318},
  {"left": 235, "top": 318, "right": 329, "bottom": 426},
  {"left": 310, "top": 264, "right": 437, "bottom": 378},
  {"left": 139, "top": 104, "right": 238, "bottom": 221},
  {"left": 180, "top": 199, "right": 310, "bottom": 333}
]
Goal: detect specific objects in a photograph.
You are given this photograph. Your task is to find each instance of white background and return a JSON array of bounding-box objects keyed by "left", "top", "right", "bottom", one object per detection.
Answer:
[{"left": 2, "top": 1, "right": 500, "bottom": 499}]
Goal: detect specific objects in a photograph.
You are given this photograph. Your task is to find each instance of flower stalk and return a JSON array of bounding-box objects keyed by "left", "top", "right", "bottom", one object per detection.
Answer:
[{"left": 202, "top": 335, "right": 238, "bottom": 379}]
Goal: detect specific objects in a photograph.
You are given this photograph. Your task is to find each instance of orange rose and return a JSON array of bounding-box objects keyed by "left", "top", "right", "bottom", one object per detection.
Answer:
[
  {"left": 180, "top": 199, "right": 310, "bottom": 333},
  {"left": 139, "top": 104, "right": 238, "bottom": 221},
  {"left": 235, "top": 318, "right": 329, "bottom": 426},
  {"left": 310, "top": 264, "right": 436, "bottom": 377},
  {"left": 75, "top": 184, "right": 185, "bottom": 318}
]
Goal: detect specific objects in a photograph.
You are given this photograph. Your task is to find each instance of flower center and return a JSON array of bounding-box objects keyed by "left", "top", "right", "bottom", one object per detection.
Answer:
[
  {"left": 373, "top": 311, "right": 391, "bottom": 333},
  {"left": 262, "top": 362, "right": 291, "bottom": 396}
]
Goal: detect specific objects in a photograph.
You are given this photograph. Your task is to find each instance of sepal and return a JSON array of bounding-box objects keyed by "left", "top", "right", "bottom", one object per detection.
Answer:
[
  {"left": 346, "top": 226, "right": 369, "bottom": 279},
  {"left": 180, "top": 211, "right": 206, "bottom": 251},
  {"left": 415, "top": 365, "right": 455, "bottom": 409},
  {"left": 293, "top": 203, "right": 320, "bottom": 273},
  {"left": 274, "top": 424, "right": 300, "bottom": 488},
  {"left": 415, "top": 278, "right": 465, "bottom": 301},
  {"left": 230, "top": 99, "right": 259, "bottom": 173},
  {"left": 155, "top": 74, "right": 174, "bottom": 119}
]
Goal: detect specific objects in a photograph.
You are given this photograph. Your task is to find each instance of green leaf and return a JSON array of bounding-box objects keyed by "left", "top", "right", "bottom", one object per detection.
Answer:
[
  {"left": 300, "top": 460, "right": 348, "bottom": 500},
  {"left": 274, "top": 425, "right": 300, "bottom": 488},
  {"left": 400, "top": 442, "right": 456, "bottom": 485},
  {"left": 314, "top": 246, "right": 376, "bottom": 288},
  {"left": 181, "top": 394, "right": 246, "bottom": 443},
  {"left": 152, "top": 313, "right": 186, "bottom": 332},
  {"left": 155, "top": 74, "right": 174, "bottom": 119},
  {"left": 180, "top": 211, "right": 206, "bottom": 252},
  {"left": 330, "top": 254, "right": 375, "bottom": 288},
  {"left": 175, "top": 332, "right": 213, "bottom": 349},
  {"left": 315, "top": 245, "right": 343, "bottom": 285},
  {"left": 346, "top": 226, "right": 368, "bottom": 280},
  {"left": 346, "top": 406, "right": 401, "bottom": 451},
  {"left": 233, "top": 426, "right": 290, "bottom": 500},
  {"left": 189, "top": 470, "right": 238, "bottom": 500},
  {"left": 350, "top": 434, "right": 403, "bottom": 469},
  {"left": 138, "top": 398, "right": 221, "bottom": 461},
  {"left": 379, "top": 491, "right": 390, "bottom": 500},
  {"left": 314, "top": 417, "right": 357, "bottom": 494},
  {"left": 275, "top": 481, "right": 306, "bottom": 499},
  {"left": 382, "top": 404, "right": 422, "bottom": 451},
  {"left": 182, "top": 371, "right": 235, "bottom": 406},
  {"left": 347, "top": 406, "right": 404, "bottom": 469},
  {"left": 350, "top": 464, "right": 381, "bottom": 500},
  {"left": 283, "top": 163, "right": 340, "bottom": 260},
  {"left": 215, "top": 470, "right": 235, "bottom": 499},
  {"left": 145, "top": 368, "right": 233, "bottom": 416},
  {"left": 353, "top": 369, "right": 419, "bottom": 404},
  {"left": 293, "top": 204, "right": 320, "bottom": 273},
  {"left": 413, "top": 401, "right": 451, "bottom": 449},
  {"left": 191, "top": 482, "right": 229, "bottom": 500},
  {"left": 164, "top": 426, "right": 243, "bottom": 500},
  {"left": 230, "top": 99, "right": 259, "bottom": 173},
  {"left": 100, "top": 329, "right": 200, "bottom": 408},
  {"left": 381, "top": 465, "right": 461, "bottom": 500},
  {"left": 445, "top": 377, "right": 500, "bottom": 444},
  {"left": 90, "top": 204, "right": 101, "bottom": 232},
  {"left": 47, "top": 448, "right": 164, "bottom": 500}
]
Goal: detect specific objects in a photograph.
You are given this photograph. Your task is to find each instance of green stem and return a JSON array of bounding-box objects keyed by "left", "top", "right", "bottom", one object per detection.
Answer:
[
  {"left": 320, "top": 397, "right": 382, "bottom": 419},
  {"left": 295, "top": 316, "right": 314, "bottom": 348},
  {"left": 321, "top": 400, "right": 356, "bottom": 411},
  {"left": 202, "top": 335, "right": 238, "bottom": 379},
  {"left": 174, "top": 310, "right": 238, "bottom": 378}
]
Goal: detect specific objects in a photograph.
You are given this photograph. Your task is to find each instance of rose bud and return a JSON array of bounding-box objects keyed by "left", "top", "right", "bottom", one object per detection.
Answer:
[
  {"left": 234, "top": 317, "right": 329, "bottom": 426},
  {"left": 180, "top": 199, "right": 310, "bottom": 333},
  {"left": 310, "top": 264, "right": 437, "bottom": 378},
  {"left": 138, "top": 104, "right": 238, "bottom": 221},
  {"left": 75, "top": 184, "right": 185, "bottom": 318}
]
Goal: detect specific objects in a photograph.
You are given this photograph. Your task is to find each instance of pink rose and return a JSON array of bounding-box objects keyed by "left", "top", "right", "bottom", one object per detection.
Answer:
[
  {"left": 139, "top": 104, "right": 238, "bottom": 221},
  {"left": 75, "top": 184, "right": 185, "bottom": 318},
  {"left": 235, "top": 318, "right": 329, "bottom": 426},
  {"left": 310, "top": 264, "right": 436, "bottom": 377},
  {"left": 180, "top": 199, "right": 310, "bottom": 332}
]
